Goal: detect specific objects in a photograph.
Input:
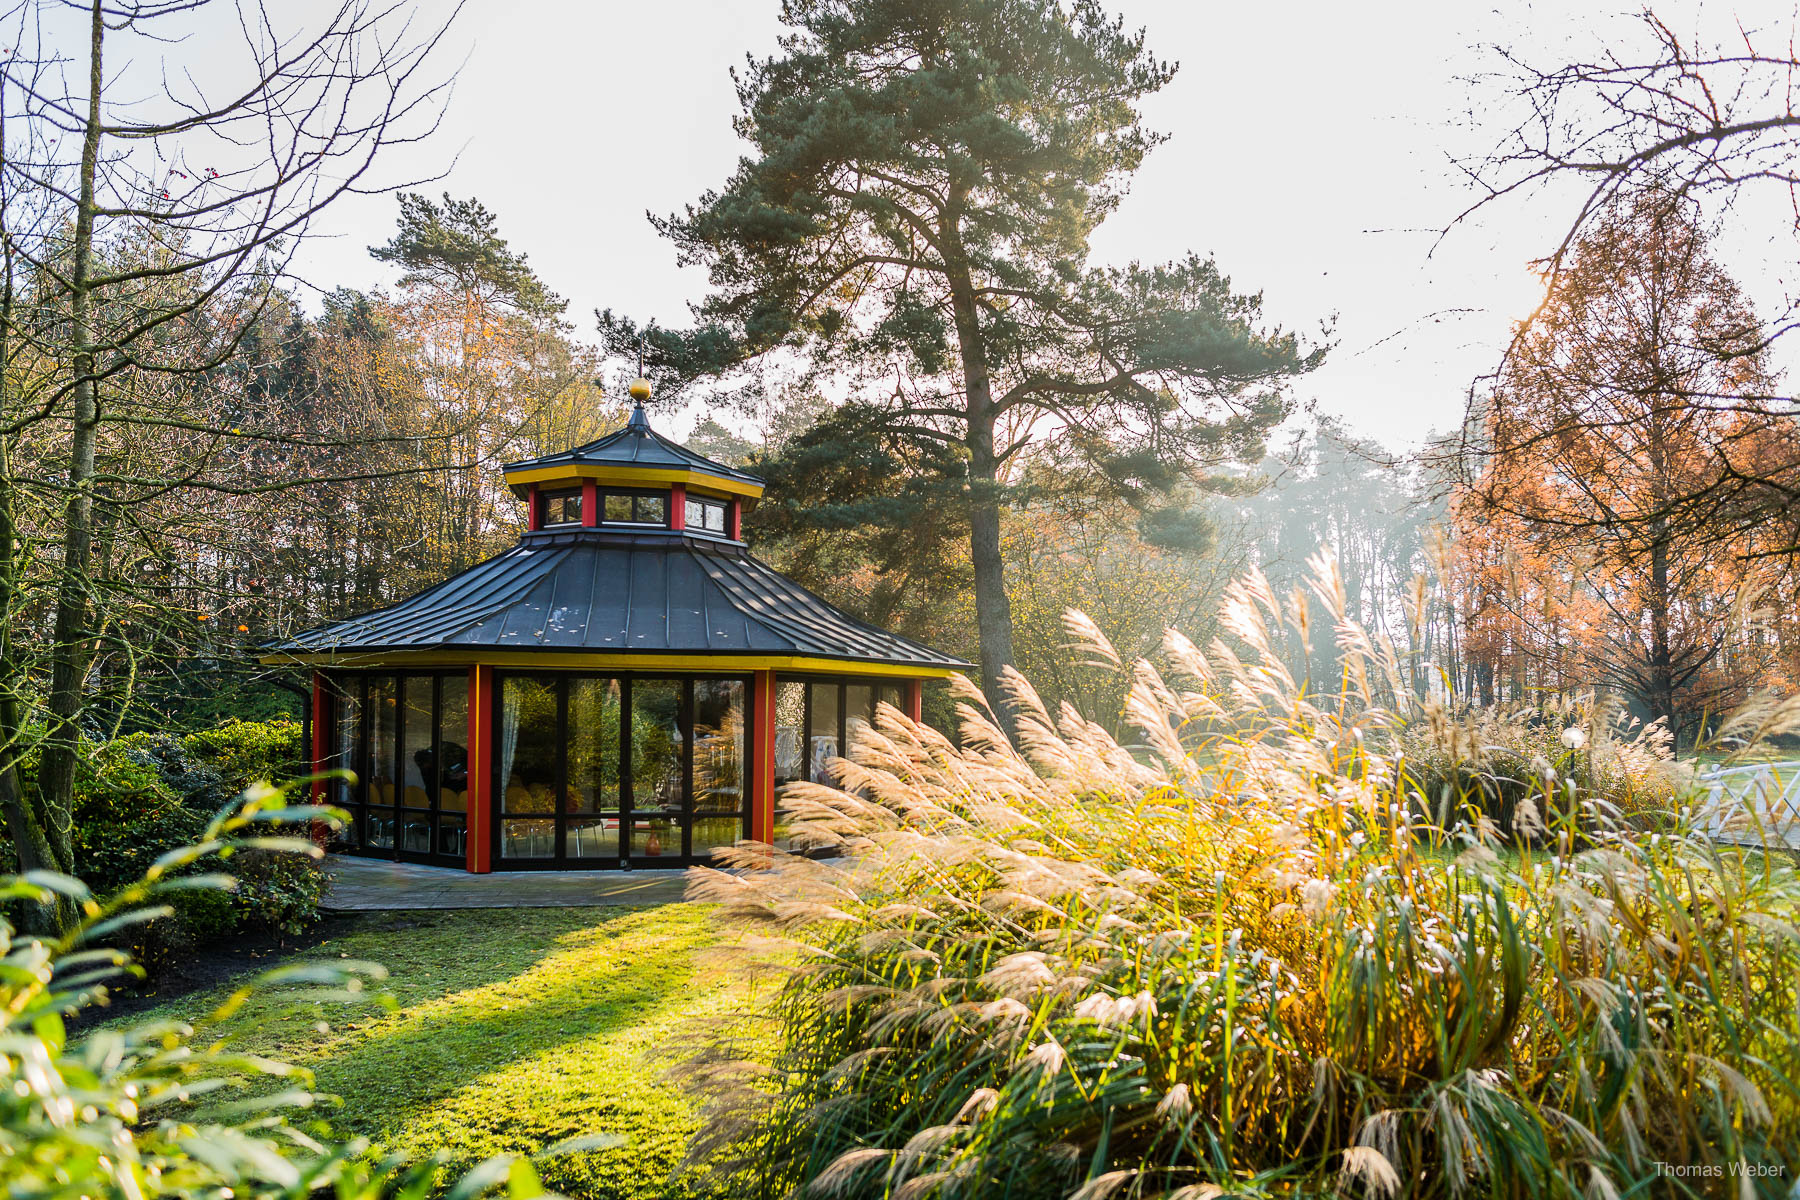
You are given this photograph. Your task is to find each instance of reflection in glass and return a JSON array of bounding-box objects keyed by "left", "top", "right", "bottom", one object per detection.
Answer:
[
  {"left": 845, "top": 684, "right": 874, "bottom": 750},
  {"left": 775, "top": 681, "right": 805, "bottom": 785},
  {"left": 500, "top": 676, "right": 559, "bottom": 821},
  {"left": 365, "top": 808, "right": 396, "bottom": 849},
  {"left": 691, "top": 815, "right": 742, "bottom": 859},
  {"left": 631, "top": 816, "right": 676, "bottom": 858},
  {"left": 631, "top": 680, "right": 685, "bottom": 812},
  {"left": 332, "top": 681, "right": 363, "bottom": 814},
  {"left": 401, "top": 814, "right": 432, "bottom": 853},
  {"left": 809, "top": 682, "right": 839, "bottom": 783},
  {"left": 566, "top": 817, "right": 616, "bottom": 859},
  {"left": 438, "top": 682, "right": 469, "bottom": 813},
  {"left": 437, "top": 816, "right": 466, "bottom": 859},
  {"left": 568, "top": 677, "right": 621, "bottom": 814},
  {"left": 369, "top": 676, "right": 397, "bottom": 808},
  {"left": 501, "top": 818, "right": 554, "bottom": 859},
  {"left": 877, "top": 684, "right": 901, "bottom": 719},
  {"left": 693, "top": 680, "right": 744, "bottom": 814},
  {"left": 402, "top": 677, "right": 433, "bottom": 809}
]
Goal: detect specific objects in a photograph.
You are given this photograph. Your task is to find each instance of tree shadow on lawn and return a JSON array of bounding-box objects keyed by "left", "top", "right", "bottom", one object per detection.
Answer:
[{"left": 143, "top": 903, "right": 754, "bottom": 1200}]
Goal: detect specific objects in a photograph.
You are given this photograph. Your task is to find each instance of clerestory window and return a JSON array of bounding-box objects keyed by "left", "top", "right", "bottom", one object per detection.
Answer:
[{"left": 684, "top": 495, "right": 729, "bottom": 534}]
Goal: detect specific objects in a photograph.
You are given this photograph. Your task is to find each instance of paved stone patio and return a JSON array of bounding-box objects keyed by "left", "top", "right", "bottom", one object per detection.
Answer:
[{"left": 322, "top": 855, "right": 691, "bottom": 910}]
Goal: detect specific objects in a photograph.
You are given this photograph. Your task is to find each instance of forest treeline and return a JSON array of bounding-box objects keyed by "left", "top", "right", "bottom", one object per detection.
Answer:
[
  {"left": 11, "top": 185, "right": 1800, "bottom": 756},
  {"left": 8, "top": 0, "right": 1800, "bottom": 911}
]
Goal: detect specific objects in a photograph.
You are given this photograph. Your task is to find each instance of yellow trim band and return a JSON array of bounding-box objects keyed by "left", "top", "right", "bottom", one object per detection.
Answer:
[
  {"left": 503, "top": 465, "right": 764, "bottom": 499},
  {"left": 260, "top": 649, "right": 961, "bottom": 679}
]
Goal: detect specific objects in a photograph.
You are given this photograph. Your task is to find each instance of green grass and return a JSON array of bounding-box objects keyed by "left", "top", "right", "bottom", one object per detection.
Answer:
[{"left": 118, "top": 905, "right": 759, "bottom": 1200}]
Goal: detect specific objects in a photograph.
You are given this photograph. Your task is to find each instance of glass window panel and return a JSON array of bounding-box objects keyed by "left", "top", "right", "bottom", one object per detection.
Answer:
[
  {"left": 846, "top": 683, "right": 875, "bottom": 747},
  {"left": 705, "top": 502, "right": 726, "bottom": 533},
  {"left": 500, "top": 676, "right": 560, "bottom": 814},
  {"left": 775, "top": 681, "right": 805, "bottom": 785},
  {"left": 400, "top": 812, "right": 432, "bottom": 853},
  {"left": 630, "top": 814, "right": 677, "bottom": 859},
  {"left": 369, "top": 676, "right": 397, "bottom": 808},
  {"left": 365, "top": 808, "right": 396, "bottom": 849},
  {"left": 542, "top": 489, "right": 582, "bottom": 525},
  {"left": 568, "top": 677, "right": 621, "bottom": 814},
  {"left": 684, "top": 497, "right": 704, "bottom": 529},
  {"left": 500, "top": 818, "right": 554, "bottom": 859},
  {"left": 634, "top": 494, "right": 667, "bottom": 524},
  {"left": 438, "top": 680, "right": 469, "bottom": 811},
  {"left": 401, "top": 677, "right": 434, "bottom": 809},
  {"left": 604, "top": 492, "right": 632, "bottom": 521},
  {"left": 330, "top": 678, "right": 363, "bottom": 811},
  {"left": 694, "top": 680, "right": 745, "bottom": 813},
  {"left": 565, "top": 817, "right": 618, "bottom": 859},
  {"left": 631, "top": 680, "right": 686, "bottom": 812},
  {"left": 809, "top": 683, "right": 840, "bottom": 784},
  {"left": 691, "top": 815, "right": 743, "bottom": 860},
  {"left": 437, "top": 816, "right": 466, "bottom": 859},
  {"left": 877, "top": 684, "right": 901, "bottom": 716}
]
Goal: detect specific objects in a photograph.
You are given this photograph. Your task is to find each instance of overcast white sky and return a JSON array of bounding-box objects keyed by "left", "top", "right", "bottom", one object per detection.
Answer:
[{"left": 157, "top": 0, "right": 1800, "bottom": 449}]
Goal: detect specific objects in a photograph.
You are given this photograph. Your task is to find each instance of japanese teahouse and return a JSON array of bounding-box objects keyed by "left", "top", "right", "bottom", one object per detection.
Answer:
[{"left": 262, "top": 379, "right": 967, "bottom": 872}]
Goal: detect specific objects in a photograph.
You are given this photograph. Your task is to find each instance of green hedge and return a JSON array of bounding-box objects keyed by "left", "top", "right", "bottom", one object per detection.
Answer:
[{"left": 12, "top": 718, "right": 322, "bottom": 965}]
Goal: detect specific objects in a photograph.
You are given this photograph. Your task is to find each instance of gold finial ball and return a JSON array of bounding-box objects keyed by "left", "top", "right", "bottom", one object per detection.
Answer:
[{"left": 628, "top": 377, "right": 653, "bottom": 402}]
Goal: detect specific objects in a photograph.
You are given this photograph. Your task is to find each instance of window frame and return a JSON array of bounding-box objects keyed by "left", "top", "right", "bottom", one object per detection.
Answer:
[
  {"left": 598, "top": 487, "right": 670, "bottom": 528},
  {"left": 488, "top": 670, "right": 752, "bottom": 869},
  {"left": 538, "top": 487, "right": 584, "bottom": 527},
  {"left": 683, "top": 494, "right": 730, "bottom": 535},
  {"left": 322, "top": 670, "right": 470, "bottom": 866}
]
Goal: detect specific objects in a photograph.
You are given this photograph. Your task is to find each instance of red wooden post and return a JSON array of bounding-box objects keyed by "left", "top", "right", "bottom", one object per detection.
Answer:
[
  {"left": 752, "top": 668, "right": 776, "bottom": 844},
  {"left": 466, "top": 665, "right": 493, "bottom": 873},
  {"left": 669, "top": 482, "right": 687, "bottom": 530},
  {"left": 524, "top": 485, "right": 542, "bottom": 532},
  {"left": 728, "top": 498, "right": 742, "bottom": 540},
  {"left": 581, "top": 480, "right": 598, "bottom": 527},
  {"left": 905, "top": 678, "right": 923, "bottom": 723}
]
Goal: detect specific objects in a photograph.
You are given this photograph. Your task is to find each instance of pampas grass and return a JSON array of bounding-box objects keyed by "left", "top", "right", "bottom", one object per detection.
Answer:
[{"left": 684, "top": 558, "right": 1800, "bottom": 1199}]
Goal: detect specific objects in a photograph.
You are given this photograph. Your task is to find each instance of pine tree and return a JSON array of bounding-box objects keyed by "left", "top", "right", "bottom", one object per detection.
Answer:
[{"left": 605, "top": 0, "right": 1322, "bottom": 722}]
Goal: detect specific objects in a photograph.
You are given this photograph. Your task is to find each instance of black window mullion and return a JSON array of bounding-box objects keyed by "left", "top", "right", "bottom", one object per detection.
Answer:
[
  {"left": 838, "top": 682, "right": 847, "bottom": 783},
  {"left": 555, "top": 677, "right": 570, "bottom": 863},
  {"left": 354, "top": 674, "right": 368, "bottom": 846},
  {"left": 620, "top": 677, "right": 634, "bottom": 865},
  {"left": 801, "top": 681, "right": 812, "bottom": 784}
]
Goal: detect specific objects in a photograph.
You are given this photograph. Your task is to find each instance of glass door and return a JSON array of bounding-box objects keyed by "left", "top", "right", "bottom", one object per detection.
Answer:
[{"left": 489, "top": 672, "right": 750, "bottom": 868}]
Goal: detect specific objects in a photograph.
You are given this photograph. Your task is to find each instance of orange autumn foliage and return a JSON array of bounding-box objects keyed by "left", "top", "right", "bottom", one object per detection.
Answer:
[{"left": 1456, "top": 190, "right": 1800, "bottom": 741}]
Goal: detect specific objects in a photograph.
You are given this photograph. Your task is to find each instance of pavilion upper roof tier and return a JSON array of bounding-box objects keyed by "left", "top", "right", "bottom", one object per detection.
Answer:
[{"left": 501, "top": 403, "right": 765, "bottom": 504}]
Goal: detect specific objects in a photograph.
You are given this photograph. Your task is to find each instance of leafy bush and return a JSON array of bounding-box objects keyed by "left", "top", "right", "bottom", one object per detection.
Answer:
[
  {"left": 0, "top": 790, "right": 605, "bottom": 1198},
  {"left": 40, "top": 719, "right": 322, "bottom": 963},
  {"left": 183, "top": 717, "right": 303, "bottom": 796},
  {"left": 689, "top": 565, "right": 1800, "bottom": 1198},
  {"left": 70, "top": 736, "right": 211, "bottom": 896}
]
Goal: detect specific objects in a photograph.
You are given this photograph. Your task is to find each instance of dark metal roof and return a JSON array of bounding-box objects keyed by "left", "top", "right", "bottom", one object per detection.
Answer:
[
  {"left": 502, "top": 404, "right": 764, "bottom": 488},
  {"left": 264, "top": 530, "right": 968, "bottom": 671}
]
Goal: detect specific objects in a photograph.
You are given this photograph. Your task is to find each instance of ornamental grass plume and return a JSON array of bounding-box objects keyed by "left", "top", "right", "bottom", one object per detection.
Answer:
[{"left": 686, "top": 557, "right": 1800, "bottom": 1199}]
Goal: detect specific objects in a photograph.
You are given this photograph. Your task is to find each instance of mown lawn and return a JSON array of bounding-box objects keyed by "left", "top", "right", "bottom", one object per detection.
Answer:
[{"left": 117, "top": 904, "right": 762, "bottom": 1200}]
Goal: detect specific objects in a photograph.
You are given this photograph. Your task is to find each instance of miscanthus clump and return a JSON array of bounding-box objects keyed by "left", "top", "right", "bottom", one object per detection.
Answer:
[{"left": 688, "top": 561, "right": 1800, "bottom": 1199}]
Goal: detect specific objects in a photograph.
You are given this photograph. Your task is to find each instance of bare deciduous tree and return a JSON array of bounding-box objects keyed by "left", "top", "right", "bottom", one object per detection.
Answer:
[{"left": 0, "top": 0, "right": 459, "bottom": 905}]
